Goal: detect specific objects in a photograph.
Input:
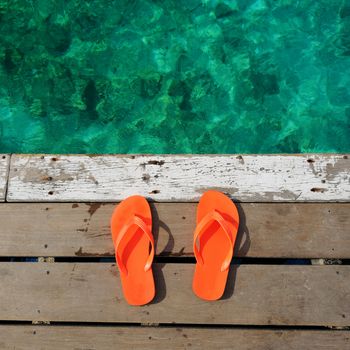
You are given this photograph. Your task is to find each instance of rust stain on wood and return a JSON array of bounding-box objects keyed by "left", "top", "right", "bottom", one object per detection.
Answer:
[
  {"left": 236, "top": 155, "right": 244, "bottom": 164},
  {"left": 147, "top": 160, "right": 165, "bottom": 166},
  {"left": 41, "top": 176, "right": 53, "bottom": 181},
  {"left": 310, "top": 188, "right": 328, "bottom": 193},
  {"left": 142, "top": 174, "right": 151, "bottom": 182},
  {"left": 87, "top": 203, "right": 102, "bottom": 217},
  {"left": 140, "top": 160, "right": 165, "bottom": 167}
]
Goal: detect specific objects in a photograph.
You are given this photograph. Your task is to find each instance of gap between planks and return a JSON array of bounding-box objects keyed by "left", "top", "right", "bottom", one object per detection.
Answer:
[{"left": 0, "top": 202, "right": 348, "bottom": 258}]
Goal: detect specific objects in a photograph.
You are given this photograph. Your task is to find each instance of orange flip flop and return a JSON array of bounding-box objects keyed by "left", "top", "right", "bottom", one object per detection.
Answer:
[
  {"left": 192, "top": 191, "right": 239, "bottom": 301},
  {"left": 110, "top": 195, "right": 155, "bottom": 305}
]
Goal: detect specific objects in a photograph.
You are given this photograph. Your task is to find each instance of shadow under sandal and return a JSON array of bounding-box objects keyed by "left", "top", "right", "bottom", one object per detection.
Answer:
[
  {"left": 192, "top": 190, "right": 240, "bottom": 301},
  {"left": 110, "top": 195, "right": 155, "bottom": 306}
]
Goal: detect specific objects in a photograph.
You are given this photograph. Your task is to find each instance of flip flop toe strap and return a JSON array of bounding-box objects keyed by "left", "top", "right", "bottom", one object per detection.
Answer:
[
  {"left": 114, "top": 215, "right": 154, "bottom": 276},
  {"left": 193, "top": 210, "right": 234, "bottom": 272}
]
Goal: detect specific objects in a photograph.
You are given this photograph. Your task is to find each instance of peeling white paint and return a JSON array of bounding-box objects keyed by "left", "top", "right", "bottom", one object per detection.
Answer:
[
  {"left": 0, "top": 155, "right": 10, "bottom": 202},
  {"left": 7, "top": 154, "right": 350, "bottom": 202}
]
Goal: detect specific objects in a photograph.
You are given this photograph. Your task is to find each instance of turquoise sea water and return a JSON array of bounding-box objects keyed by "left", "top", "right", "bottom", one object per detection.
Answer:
[{"left": 0, "top": 0, "right": 349, "bottom": 153}]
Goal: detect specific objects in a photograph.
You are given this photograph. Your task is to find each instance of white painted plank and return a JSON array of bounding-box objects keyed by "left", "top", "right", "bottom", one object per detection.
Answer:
[
  {"left": 0, "top": 154, "right": 10, "bottom": 202},
  {"left": 7, "top": 154, "right": 350, "bottom": 202}
]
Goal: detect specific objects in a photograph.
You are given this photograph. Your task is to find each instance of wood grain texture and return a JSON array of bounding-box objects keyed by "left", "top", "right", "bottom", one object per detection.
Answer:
[
  {"left": 1, "top": 325, "right": 349, "bottom": 350},
  {"left": 0, "top": 202, "right": 349, "bottom": 258},
  {"left": 0, "top": 155, "right": 10, "bottom": 202},
  {"left": 7, "top": 154, "right": 350, "bottom": 202},
  {"left": 0, "top": 263, "right": 348, "bottom": 326}
]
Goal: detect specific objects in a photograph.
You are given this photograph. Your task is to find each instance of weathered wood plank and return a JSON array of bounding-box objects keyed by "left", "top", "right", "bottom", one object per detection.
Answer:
[
  {"left": 7, "top": 154, "right": 350, "bottom": 202},
  {"left": 0, "top": 263, "right": 348, "bottom": 326},
  {"left": 1, "top": 325, "right": 348, "bottom": 350},
  {"left": 0, "top": 154, "right": 10, "bottom": 202},
  {"left": 0, "top": 203, "right": 348, "bottom": 258}
]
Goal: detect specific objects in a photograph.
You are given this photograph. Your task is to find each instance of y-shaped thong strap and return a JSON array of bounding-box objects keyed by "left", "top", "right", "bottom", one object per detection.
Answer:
[
  {"left": 193, "top": 210, "right": 234, "bottom": 272},
  {"left": 114, "top": 215, "right": 154, "bottom": 276}
]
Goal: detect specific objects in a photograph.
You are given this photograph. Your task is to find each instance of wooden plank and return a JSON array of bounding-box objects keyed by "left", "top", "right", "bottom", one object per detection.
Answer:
[
  {"left": 0, "top": 154, "right": 10, "bottom": 202},
  {"left": 0, "top": 325, "right": 348, "bottom": 350},
  {"left": 0, "top": 263, "right": 348, "bottom": 326},
  {"left": 0, "top": 202, "right": 349, "bottom": 258},
  {"left": 7, "top": 154, "right": 350, "bottom": 202}
]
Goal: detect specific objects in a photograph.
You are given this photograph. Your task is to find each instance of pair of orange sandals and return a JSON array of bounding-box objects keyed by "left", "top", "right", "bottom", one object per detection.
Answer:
[{"left": 111, "top": 190, "right": 239, "bottom": 305}]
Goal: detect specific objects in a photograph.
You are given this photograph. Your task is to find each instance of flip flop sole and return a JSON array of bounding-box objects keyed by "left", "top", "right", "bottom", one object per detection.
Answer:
[
  {"left": 193, "top": 191, "right": 239, "bottom": 301},
  {"left": 111, "top": 196, "right": 155, "bottom": 306}
]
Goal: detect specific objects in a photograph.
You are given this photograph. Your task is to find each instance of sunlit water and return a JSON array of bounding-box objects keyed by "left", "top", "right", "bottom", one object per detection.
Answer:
[{"left": 0, "top": 0, "right": 349, "bottom": 153}]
